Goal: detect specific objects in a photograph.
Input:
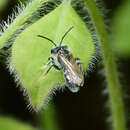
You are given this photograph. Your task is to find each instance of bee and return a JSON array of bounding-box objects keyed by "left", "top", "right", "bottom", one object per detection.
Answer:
[{"left": 37, "top": 26, "right": 84, "bottom": 92}]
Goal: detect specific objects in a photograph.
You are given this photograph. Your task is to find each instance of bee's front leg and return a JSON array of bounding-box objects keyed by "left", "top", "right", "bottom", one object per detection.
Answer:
[
  {"left": 41, "top": 56, "right": 61, "bottom": 73},
  {"left": 38, "top": 64, "right": 54, "bottom": 81},
  {"left": 40, "top": 56, "right": 54, "bottom": 70},
  {"left": 52, "top": 62, "right": 62, "bottom": 71},
  {"left": 51, "top": 58, "right": 62, "bottom": 71}
]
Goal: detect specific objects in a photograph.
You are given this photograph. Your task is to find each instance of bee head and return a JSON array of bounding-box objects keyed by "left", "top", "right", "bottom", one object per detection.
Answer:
[
  {"left": 37, "top": 26, "right": 73, "bottom": 55},
  {"left": 51, "top": 45, "right": 69, "bottom": 55},
  {"left": 51, "top": 46, "right": 61, "bottom": 54}
]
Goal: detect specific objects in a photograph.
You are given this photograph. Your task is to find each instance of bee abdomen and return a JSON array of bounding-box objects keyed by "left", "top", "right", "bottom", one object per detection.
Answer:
[{"left": 67, "top": 82, "right": 80, "bottom": 93}]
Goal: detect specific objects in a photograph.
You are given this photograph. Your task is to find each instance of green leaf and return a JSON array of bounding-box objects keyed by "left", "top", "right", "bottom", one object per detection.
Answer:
[
  {"left": 0, "top": 0, "right": 47, "bottom": 49},
  {"left": 11, "top": 0, "right": 95, "bottom": 111},
  {"left": 39, "top": 102, "right": 60, "bottom": 130},
  {"left": 0, "top": 116, "right": 37, "bottom": 130},
  {"left": 20, "top": 0, "right": 30, "bottom": 4},
  {"left": 111, "top": 0, "right": 130, "bottom": 58}
]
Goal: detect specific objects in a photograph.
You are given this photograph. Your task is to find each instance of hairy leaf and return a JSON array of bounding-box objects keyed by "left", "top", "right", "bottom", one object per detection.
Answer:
[{"left": 11, "top": 0, "right": 95, "bottom": 111}]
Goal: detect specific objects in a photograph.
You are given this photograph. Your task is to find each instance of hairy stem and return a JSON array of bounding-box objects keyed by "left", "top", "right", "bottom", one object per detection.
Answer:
[
  {"left": 39, "top": 102, "right": 60, "bottom": 130},
  {"left": 84, "top": 0, "right": 126, "bottom": 130},
  {"left": 0, "top": 0, "right": 47, "bottom": 49}
]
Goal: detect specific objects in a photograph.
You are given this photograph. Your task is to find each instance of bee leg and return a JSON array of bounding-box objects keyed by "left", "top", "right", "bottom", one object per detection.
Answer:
[
  {"left": 48, "top": 56, "right": 54, "bottom": 61},
  {"left": 38, "top": 64, "right": 54, "bottom": 81},
  {"left": 75, "top": 57, "right": 80, "bottom": 61},
  {"left": 75, "top": 58, "right": 82, "bottom": 65},
  {"left": 51, "top": 61, "right": 62, "bottom": 71},
  {"left": 40, "top": 56, "right": 54, "bottom": 70},
  {"left": 75, "top": 57, "right": 83, "bottom": 72},
  {"left": 77, "top": 62, "right": 83, "bottom": 72},
  {"left": 53, "top": 64, "right": 62, "bottom": 71},
  {"left": 40, "top": 61, "right": 51, "bottom": 70}
]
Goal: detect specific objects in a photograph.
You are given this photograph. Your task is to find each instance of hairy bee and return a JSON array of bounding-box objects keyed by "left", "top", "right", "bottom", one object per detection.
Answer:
[{"left": 37, "top": 27, "right": 84, "bottom": 92}]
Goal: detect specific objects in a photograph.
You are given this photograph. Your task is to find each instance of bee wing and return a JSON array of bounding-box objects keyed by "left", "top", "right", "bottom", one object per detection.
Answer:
[{"left": 59, "top": 54, "right": 83, "bottom": 85}]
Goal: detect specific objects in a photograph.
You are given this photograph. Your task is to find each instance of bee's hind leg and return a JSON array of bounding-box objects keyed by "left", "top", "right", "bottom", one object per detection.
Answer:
[{"left": 75, "top": 57, "right": 83, "bottom": 72}]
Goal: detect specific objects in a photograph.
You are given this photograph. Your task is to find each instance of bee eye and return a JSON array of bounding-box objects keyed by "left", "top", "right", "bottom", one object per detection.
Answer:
[
  {"left": 51, "top": 49, "right": 55, "bottom": 54},
  {"left": 61, "top": 45, "right": 68, "bottom": 50},
  {"left": 51, "top": 47, "right": 60, "bottom": 54}
]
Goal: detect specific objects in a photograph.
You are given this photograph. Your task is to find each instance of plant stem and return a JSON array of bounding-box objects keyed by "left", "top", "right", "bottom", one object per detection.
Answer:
[
  {"left": 84, "top": 0, "right": 126, "bottom": 130},
  {"left": 0, "top": 0, "right": 47, "bottom": 49},
  {"left": 39, "top": 102, "right": 60, "bottom": 130}
]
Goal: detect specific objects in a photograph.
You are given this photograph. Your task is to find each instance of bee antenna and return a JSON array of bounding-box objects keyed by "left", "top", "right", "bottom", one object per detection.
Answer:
[
  {"left": 37, "top": 35, "right": 57, "bottom": 47},
  {"left": 59, "top": 26, "right": 74, "bottom": 46}
]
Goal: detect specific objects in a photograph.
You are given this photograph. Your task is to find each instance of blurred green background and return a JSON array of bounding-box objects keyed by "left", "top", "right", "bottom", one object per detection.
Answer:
[{"left": 0, "top": 0, "right": 130, "bottom": 130}]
